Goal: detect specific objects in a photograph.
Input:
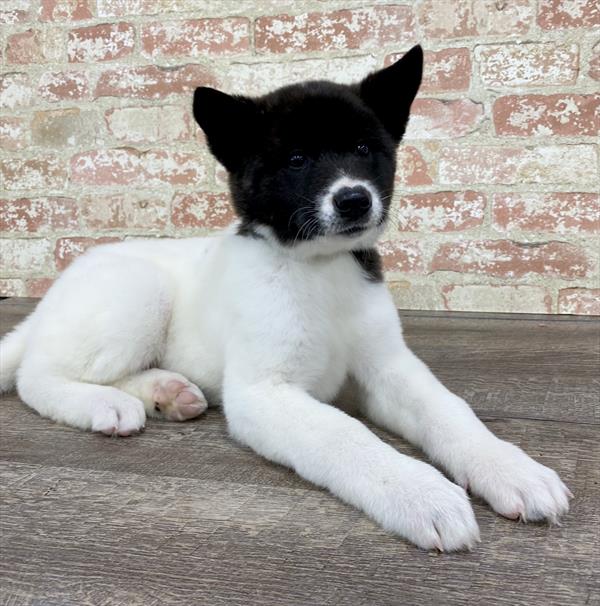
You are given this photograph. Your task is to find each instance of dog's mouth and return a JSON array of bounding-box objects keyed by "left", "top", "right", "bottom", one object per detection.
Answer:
[{"left": 333, "top": 223, "right": 369, "bottom": 236}]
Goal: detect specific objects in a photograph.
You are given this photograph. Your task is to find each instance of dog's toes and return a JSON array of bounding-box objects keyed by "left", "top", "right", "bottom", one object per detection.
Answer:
[
  {"left": 153, "top": 376, "right": 208, "bottom": 421},
  {"left": 462, "top": 439, "right": 571, "bottom": 524},
  {"left": 91, "top": 397, "right": 145, "bottom": 437}
]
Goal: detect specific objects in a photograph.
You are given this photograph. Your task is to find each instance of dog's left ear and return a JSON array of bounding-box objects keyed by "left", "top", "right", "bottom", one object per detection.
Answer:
[
  {"left": 193, "top": 87, "right": 260, "bottom": 172},
  {"left": 358, "top": 44, "right": 423, "bottom": 143}
]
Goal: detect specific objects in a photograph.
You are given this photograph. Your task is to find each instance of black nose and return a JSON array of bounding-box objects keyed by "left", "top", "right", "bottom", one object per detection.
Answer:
[{"left": 333, "top": 186, "right": 372, "bottom": 220}]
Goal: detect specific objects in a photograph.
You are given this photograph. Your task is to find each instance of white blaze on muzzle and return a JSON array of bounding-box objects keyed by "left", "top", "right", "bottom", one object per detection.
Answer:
[{"left": 318, "top": 176, "right": 382, "bottom": 228}]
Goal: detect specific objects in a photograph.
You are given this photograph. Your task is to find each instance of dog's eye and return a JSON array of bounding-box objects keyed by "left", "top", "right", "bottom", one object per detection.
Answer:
[
  {"left": 355, "top": 143, "right": 370, "bottom": 156},
  {"left": 288, "top": 152, "right": 307, "bottom": 169}
]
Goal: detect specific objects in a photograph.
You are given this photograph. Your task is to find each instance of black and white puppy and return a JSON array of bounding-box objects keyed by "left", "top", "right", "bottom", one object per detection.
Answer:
[{"left": 0, "top": 46, "right": 571, "bottom": 551}]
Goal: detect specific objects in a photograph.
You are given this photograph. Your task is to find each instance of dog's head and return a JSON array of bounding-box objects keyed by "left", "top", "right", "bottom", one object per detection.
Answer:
[{"left": 193, "top": 45, "right": 423, "bottom": 256}]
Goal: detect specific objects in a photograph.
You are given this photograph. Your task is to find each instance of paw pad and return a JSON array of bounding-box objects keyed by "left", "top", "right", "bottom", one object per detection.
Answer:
[{"left": 153, "top": 378, "right": 207, "bottom": 421}]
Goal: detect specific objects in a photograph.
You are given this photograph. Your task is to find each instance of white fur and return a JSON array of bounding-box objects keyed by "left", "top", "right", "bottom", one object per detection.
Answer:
[
  {"left": 0, "top": 224, "right": 571, "bottom": 550},
  {"left": 318, "top": 175, "right": 383, "bottom": 227}
]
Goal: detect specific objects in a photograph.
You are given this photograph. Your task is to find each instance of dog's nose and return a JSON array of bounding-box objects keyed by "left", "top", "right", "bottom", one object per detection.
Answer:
[{"left": 333, "top": 186, "right": 372, "bottom": 220}]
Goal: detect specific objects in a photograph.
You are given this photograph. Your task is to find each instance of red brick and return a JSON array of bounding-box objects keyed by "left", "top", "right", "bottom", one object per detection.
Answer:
[
  {"left": 477, "top": 43, "right": 578, "bottom": 87},
  {"left": 171, "top": 192, "right": 235, "bottom": 229},
  {"left": 26, "top": 278, "right": 55, "bottom": 297},
  {"left": 70, "top": 149, "right": 206, "bottom": 186},
  {"left": 386, "top": 47, "right": 472, "bottom": 93},
  {"left": 395, "top": 146, "right": 433, "bottom": 187},
  {"left": 493, "top": 94, "right": 600, "bottom": 136},
  {"left": 538, "top": 0, "right": 600, "bottom": 29},
  {"left": 431, "top": 240, "right": 589, "bottom": 279},
  {"left": 406, "top": 99, "right": 484, "bottom": 139},
  {"left": 39, "top": 0, "right": 93, "bottom": 21},
  {"left": 0, "top": 117, "right": 29, "bottom": 151},
  {"left": 417, "top": 0, "right": 475, "bottom": 38},
  {"left": 0, "top": 73, "right": 34, "bottom": 109},
  {"left": 32, "top": 108, "right": 96, "bottom": 147},
  {"left": 388, "top": 281, "right": 445, "bottom": 311},
  {"left": 226, "top": 55, "right": 378, "bottom": 96},
  {"left": 379, "top": 240, "right": 425, "bottom": 274},
  {"left": 0, "top": 197, "right": 79, "bottom": 233},
  {"left": 442, "top": 284, "right": 552, "bottom": 313},
  {"left": 0, "top": 277, "right": 54, "bottom": 298},
  {"left": 0, "top": 157, "right": 67, "bottom": 191},
  {"left": 0, "top": 278, "right": 54, "bottom": 299},
  {"left": 68, "top": 22, "right": 135, "bottom": 63},
  {"left": 0, "top": 239, "right": 54, "bottom": 274},
  {"left": 142, "top": 18, "right": 250, "bottom": 58},
  {"left": 6, "top": 29, "right": 55, "bottom": 64},
  {"left": 439, "top": 146, "right": 517, "bottom": 184},
  {"left": 71, "top": 149, "right": 141, "bottom": 185},
  {"left": 95, "top": 64, "right": 216, "bottom": 99},
  {"left": 55, "top": 237, "right": 120, "bottom": 271},
  {"left": 8, "top": 30, "right": 38, "bottom": 64},
  {"left": 558, "top": 288, "right": 600, "bottom": 315},
  {"left": 255, "top": 6, "right": 415, "bottom": 54},
  {"left": 492, "top": 193, "right": 599, "bottom": 234},
  {"left": 144, "top": 151, "right": 206, "bottom": 186},
  {"left": 418, "top": 0, "right": 533, "bottom": 38},
  {"left": 476, "top": 0, "right": 535, "bottom": 34},
  {"left": 395, "top": 191, "right": 486, "bottom": 232},
  {"left": 438, "top": 145, "right": 598, "bottom": 185},
  {"left": 81, "top": 193, "right": 168, "bottom": 229},
  {"left": 104, "top": 105, "right": 191, "bottom": 143},
  {"left": 38, "top": 70, "right": 89, "bottom": 101}
]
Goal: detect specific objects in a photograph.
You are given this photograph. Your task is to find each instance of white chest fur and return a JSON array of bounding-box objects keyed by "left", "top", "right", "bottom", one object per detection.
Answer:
[{"left": 162, "top": 234, "right": 370, "bottom": 403}]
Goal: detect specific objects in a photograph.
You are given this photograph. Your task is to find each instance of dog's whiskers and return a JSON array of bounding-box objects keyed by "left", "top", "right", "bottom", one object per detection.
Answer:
[{"left": 293, "top": 214, "right": 319, "bottom": 246}]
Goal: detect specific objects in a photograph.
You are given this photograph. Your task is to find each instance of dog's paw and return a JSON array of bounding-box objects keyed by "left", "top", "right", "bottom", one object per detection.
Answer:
[
  {"left": 91, "top": 396, "right": 146, "bottom": 437},
  {"left": 152, "top": 375, "right": 207, "bottom": 421},
  {"left": 376, "top": 463, "right": 480, "bottom": 552},
  {"left": 458, "top": 439, "right": 572, "bottom": 524}
]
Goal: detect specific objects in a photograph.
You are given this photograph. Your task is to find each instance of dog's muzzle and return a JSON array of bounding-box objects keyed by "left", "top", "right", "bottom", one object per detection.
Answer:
[{"left": 333, "top": 186, "right": 372, "bottom": 221}]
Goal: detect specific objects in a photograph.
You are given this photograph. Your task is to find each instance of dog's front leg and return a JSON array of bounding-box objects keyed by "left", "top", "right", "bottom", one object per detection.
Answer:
[
  {"left": 223, "top": 377, "right": 479, "bottom": 551},
  {"left": 352, "top": 287, "right": 572, "bottom": 523}
]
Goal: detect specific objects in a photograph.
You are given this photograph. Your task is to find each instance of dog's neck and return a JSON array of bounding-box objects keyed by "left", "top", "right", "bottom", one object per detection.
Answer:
[{"left": 233, "top": 220, "right": 385, "bottom": 263}]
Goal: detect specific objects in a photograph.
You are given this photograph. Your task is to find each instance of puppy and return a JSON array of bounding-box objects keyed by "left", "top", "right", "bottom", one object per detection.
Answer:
[{"left": 0, "top": 46, "right": 571, "bottom": 551}]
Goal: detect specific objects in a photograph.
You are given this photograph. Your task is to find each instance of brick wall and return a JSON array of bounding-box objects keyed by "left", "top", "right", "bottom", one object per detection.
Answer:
[{"left": 1, "top": 0, "right": 598, "bottom": 315}]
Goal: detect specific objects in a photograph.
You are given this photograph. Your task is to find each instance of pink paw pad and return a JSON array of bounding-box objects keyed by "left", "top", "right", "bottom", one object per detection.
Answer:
[
  {"left": 502, "top": 512, "right": 522, "bottom": 521},
  {"left": 153, "top": 379, "right": 207, "bottom": 422}
]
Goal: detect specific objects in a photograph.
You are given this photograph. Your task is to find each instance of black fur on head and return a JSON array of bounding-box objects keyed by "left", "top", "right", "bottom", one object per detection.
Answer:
[{"left": 192, "top": 45, "right": 423, "bottom": 248}]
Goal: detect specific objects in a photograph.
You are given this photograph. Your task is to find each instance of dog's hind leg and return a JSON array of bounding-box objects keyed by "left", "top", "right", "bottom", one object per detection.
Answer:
[
  {"left": 15, "top": 251, "right": 176, "bottom": 435},
  {"left": 17, "top": 371, "right": 146, "bottom": 435},
  {"left": 114, "top": 368, "right": 208, "bottom": 421}
]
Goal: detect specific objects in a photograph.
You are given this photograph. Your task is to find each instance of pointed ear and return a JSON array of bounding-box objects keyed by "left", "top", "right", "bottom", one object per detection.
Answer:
[
  {"left": 193, "top": 87, "right": 259, "bottom": 172},
  {"left": 358, "top": 44, "right": 423, "bottom": 142}
]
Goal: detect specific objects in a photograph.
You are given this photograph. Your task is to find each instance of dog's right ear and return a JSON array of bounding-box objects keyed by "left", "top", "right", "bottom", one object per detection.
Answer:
[
  {"left": 358, "top": 45, "right": 423, "bottom": 143},
  {"left": 193, "top": 87, "right": 259, "bottom": 172}
]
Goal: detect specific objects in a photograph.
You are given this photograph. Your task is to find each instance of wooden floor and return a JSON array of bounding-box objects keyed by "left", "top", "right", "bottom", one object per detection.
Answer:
[{"left": 1, "top": 298, "right": 598, "bottom": 606}]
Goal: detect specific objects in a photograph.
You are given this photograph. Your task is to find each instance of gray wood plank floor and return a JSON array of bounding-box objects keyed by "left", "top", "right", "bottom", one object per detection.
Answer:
[{"left": 1, "top": 298, "right": 598, "bottom": 606}]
